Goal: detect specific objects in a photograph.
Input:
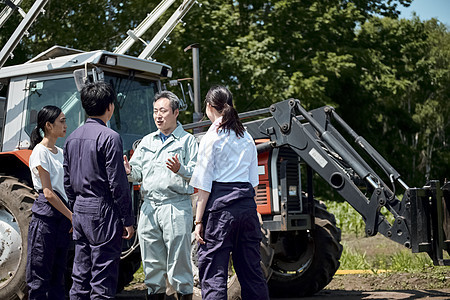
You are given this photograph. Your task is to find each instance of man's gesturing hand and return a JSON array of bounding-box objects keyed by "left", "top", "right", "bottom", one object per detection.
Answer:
[
  {"left": 123, "top": 155, "right": 131, "bottom": 175},
  {"left": 166, "top": 154, "right": 181, "bottom": 173}
]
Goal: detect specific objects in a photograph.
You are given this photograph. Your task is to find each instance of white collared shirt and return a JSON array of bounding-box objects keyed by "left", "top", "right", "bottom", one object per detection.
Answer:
[{"left": 190, "top": 117, "right": 259, "bottom": 192}]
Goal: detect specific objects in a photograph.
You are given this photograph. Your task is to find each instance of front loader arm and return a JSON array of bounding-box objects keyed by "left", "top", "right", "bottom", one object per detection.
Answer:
[{"left": 257, "top": 99, "right": 449, "bottom": 265}]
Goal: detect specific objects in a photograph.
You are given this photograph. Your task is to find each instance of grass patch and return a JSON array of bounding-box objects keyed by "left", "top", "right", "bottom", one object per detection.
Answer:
[
  {"left": 339, "top": 246, "right": 371, "bottom": 270},
  {"left": 337, "top": 237, "right": 450, "bottom": 289},
  {"left": 132, "top": 264, "right": 145, "bottom": 283},
  {"left": 340, "top": 239, "right": 450, "bottom": 274},
  {"left": 390, "top": 250, "right": 435, "bottom": 272},
  {"left": 323, "top": 200, "right": 366, "bottom": 236},
  {"left": 323, "top": 200, "right": 396, "bottom": 237},
  {"left": 339, "top": 248, "right": 450, "bottom": 289},
  {"left": 327, "top": 199, "right": 450, "bottom": 288},
  {"left": 340, "top": 244, "right": 429, "bottom": 272}
]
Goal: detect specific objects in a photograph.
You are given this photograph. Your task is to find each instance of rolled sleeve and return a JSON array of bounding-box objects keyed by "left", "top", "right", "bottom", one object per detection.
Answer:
[
  {"left": 128, "top": 137, "right": 146, "bottom": 183},
  {"left": 249, "top": 144, "right": 259, "bottom": 188},
  {"left": 128, "top": 162, "right": 142, "bottom": 182},
  {"left": 34, "top": 148, "right": 50, "bottom": 174},
  {"left": 176, "top": 135, "right": 198, "bottom": 182},
  {"left": 190, "top": 133, "right": 216, "bottom": 192}
]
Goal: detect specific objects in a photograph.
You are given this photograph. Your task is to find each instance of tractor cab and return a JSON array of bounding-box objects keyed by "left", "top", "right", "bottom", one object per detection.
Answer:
[{"left": 0, "top": 45, "right": 172, "bottom": 153}]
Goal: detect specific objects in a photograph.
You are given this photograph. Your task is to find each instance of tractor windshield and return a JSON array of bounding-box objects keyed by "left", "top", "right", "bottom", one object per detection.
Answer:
[
  {"left": 105, "top": 73, "right": 158, "bottom": 151},
  {"left": 25, "top": 73, "right": 158, "bottom": 151}
]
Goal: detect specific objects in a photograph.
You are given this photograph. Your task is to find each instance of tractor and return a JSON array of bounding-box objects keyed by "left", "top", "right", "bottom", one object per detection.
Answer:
[{"left": 0, "top": 1, "right": 449, "bottom": 299}]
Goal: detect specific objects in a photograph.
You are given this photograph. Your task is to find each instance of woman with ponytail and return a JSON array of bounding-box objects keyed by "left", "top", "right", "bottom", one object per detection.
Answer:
[
  {"left": 27, "top": 105, "right": 72, "bottom": 299},
  {"left": 190, "top": 86, "right": 269, "bottom": 300}
]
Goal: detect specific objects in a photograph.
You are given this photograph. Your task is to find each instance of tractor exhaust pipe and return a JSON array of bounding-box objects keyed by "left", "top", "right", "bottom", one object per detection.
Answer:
[{"left": 184, "top": 43, "right": 202, "bottom": 127}]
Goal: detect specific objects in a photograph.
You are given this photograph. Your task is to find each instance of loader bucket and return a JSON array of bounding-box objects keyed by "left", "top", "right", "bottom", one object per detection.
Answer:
[
  {"left": 408, "top": 180, "right": 450, "bottom": 266},
  {"left": 442, "top": 181, "right": 450, "bottom": 254}
]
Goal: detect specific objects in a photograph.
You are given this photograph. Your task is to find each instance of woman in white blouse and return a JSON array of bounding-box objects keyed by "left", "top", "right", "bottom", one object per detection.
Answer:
[
  {"left": 190, "top": 86, "right": 269, "bottom": 300},
  {"left": 27, "top": 105, "right": 72, "bottom": 299}
]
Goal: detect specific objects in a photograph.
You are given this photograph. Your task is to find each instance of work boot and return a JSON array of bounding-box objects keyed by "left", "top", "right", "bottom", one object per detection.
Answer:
[
  {"left": 145, "top": 293, "right": 165, "bottom": 300},
  {"left": 177, "top": 293, "right": 193, "bottom": 300},
  {"left": 165, "top": 293, "right": 177, "bottom": 300}
]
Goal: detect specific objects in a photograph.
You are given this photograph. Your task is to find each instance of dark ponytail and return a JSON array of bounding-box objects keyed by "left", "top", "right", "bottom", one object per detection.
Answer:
[
  {"left": 205, "top": 85, "right": 245, "bottom": 138},
  {"left": 29, "top": 105, "right": 62, "bottom": 150}
]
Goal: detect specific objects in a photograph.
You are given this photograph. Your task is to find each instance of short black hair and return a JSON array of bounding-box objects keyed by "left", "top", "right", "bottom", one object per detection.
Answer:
[
  {"left": 154, "top": 91, "right": 179, "bottom": 112},
  {"left": 81, "top": 82, "right": 116, "bottom": 116}
]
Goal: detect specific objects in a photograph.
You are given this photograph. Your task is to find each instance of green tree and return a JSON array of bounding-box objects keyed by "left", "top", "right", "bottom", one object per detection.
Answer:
[
  {"left": 353, "top": 17, "right": 450, "bottom": 185},
  {"left": 2, "top": 0, "right": 448, "bottom": 188}
]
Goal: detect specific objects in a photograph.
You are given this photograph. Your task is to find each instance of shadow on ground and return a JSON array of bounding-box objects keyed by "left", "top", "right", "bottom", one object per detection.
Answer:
[
  {"left": 116, "top": 288, "right": 450, "bottom": 299},
  {"left": 294, "top": 289, "right": 450, "bottom": 299}
]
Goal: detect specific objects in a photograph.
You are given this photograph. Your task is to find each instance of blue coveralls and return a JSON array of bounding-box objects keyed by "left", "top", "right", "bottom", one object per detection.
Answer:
[
  {"left": 198, "top": 181, "right": 269, "bottom": 300},
  {"left": 26, "top": 190, "right": 71, "bottom": 300},
  {"left": 64, "top": 118, "right": 134, "bottom": 300}
]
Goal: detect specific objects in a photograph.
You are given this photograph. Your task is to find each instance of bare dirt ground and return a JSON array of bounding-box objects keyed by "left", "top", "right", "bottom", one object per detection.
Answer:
[
  {"left": 117, "top": 277, "right": 450, "bottom": 300},
  {"left": 117, "top": 284, "right": 450, "bottom": 300},
  {"left": 116, "top": 234, "right": 450, "bottom": 299}
]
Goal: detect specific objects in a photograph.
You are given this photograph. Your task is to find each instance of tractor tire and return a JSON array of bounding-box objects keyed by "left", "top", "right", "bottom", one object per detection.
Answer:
[
  {"left": 268, "top": 200, "right": 342, "bottom": 298},
  {"left": 259, "top": 213, "right": 274, "bottom": 281},
  {"left": 0, "top": 176, "right": 37, "bottom": 300}
]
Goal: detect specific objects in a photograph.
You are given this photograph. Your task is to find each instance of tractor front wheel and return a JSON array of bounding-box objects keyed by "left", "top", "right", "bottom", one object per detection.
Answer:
[
  {"left": 0, "top": 176, "right": 37, "bottom": 300},
  {"left": 267, "top": 201, "right": 343, "bottom": 298}
]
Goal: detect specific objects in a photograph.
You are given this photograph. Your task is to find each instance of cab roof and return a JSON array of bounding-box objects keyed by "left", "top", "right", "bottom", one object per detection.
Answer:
[{"left": 0, "top": 45, "right": 172, "bottom": 80}]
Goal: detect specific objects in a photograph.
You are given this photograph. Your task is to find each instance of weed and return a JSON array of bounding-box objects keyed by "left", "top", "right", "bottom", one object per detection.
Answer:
[
  {"left": 323, "top": 200, "right": 398, "bottom": 236},
  {"left": 339, "top": 245, "right": 371, "bottom": 270},
  {"left": 132, "top": 264, "right": 145, "bottom": 283},
  {"left": 323, "top": 200, "right": 366, "bottom": 236}
]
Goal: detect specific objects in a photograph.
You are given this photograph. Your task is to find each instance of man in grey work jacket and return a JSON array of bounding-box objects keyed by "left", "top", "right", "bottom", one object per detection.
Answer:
[
  {"left": 124, "top": 91, "right": 198, "bottom": 300},
  {"left": 64, "top": 81, "right": 135, "bottom": 300}
]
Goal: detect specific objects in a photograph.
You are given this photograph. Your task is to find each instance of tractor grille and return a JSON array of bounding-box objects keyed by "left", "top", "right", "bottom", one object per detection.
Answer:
[
  {"left": 277, "top": 147, "right": 302, "bottom": 212},
  {"left": 256, "top": 183, "right": 268, "bottom": 205}
]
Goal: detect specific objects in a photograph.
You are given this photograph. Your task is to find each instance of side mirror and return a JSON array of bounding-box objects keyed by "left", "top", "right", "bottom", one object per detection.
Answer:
[
  {"left": 73, "top": 69, "right": 88, "bottom": 92},
  {"left": 73, "top": 67, "right": 104, "bottom": 92}
]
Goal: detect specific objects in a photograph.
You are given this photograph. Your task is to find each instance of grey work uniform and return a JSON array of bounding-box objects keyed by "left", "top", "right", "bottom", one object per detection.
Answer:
[{"left": 128, "top": 122, "right": 197, "bottom": 295}]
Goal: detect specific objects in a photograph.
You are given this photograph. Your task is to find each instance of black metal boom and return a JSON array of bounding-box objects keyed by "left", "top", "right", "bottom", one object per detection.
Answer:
[
  {"left": 184, "top": 98, "right": 450, "bottom": 265},
  {"left": 254, "top": 99, "right": 449, "bottom": 265}
]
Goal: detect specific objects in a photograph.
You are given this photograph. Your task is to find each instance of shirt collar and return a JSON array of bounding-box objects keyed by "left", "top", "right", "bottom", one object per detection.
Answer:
[
  {"left": 86, "top": 118, "right": 106, "bottom": 126},
  {"left": 208, "top": 116, "right": 223, "bottom": 133},
  {"left": 159, "top": 132, "right": 171, "bottom": 142},
  {"left": 152, "top": 121, "right": 184, "bottom": 140}
]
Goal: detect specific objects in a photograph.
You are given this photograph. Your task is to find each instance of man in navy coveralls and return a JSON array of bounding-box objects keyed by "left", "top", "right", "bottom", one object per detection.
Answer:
[{"left": 64, "top": 82, "right": 135, "bottom": 300}]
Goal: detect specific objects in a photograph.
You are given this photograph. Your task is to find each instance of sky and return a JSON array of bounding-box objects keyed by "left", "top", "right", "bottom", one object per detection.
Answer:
[{"left": 397, "top": 0, "right": 450, "bottom": 26}]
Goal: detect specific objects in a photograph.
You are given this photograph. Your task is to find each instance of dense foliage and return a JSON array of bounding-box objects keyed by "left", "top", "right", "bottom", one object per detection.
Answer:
[{"left": 1, "top": 0, "right": 449, "bottom": 189}]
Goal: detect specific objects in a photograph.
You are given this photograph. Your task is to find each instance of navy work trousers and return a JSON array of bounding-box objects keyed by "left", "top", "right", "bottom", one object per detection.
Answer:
[
  {"left": 198, "top": 203, "right": 269, "bottom": 300},
  {"left": 26, "top": 212, "right": 71, "bottom": 300},
  {"left": 69, "top": 197, "right": 122, "bottom": 300}
]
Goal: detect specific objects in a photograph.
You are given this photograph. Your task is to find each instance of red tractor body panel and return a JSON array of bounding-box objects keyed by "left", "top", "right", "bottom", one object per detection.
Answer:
[{"left": 0, "top": 150, "right": 32, "bottom": 166}]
